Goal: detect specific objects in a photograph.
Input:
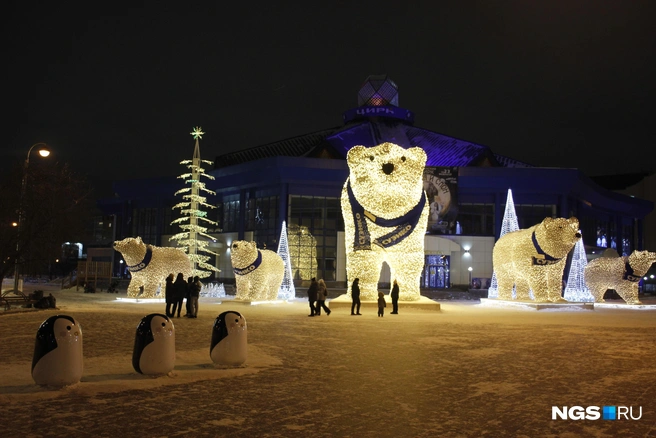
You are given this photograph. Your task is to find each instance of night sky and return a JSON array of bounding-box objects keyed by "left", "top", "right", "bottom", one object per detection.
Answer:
[{"left": 5, "top": 1, "right": 655, "bottom": 196}]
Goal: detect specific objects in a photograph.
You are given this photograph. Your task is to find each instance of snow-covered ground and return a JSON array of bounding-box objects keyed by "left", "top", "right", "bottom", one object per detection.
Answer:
[{"left": 1, "top": 285, "right": 655, "bottom": 437}]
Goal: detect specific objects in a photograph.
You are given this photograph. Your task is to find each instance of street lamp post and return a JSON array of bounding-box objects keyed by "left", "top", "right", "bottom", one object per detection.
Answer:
[
  {"left": 468, "top": 266, "right": 473, "bottom": 289},
  {"left": 11, "top": 143, "right": 51, "bottom": 295}
]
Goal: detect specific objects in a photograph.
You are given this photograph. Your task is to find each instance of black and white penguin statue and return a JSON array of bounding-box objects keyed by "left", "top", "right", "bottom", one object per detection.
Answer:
[
  {"left": 32, "top": 315, "right": 83, "bottom": 387},
  {"left": 132, "top": 313, "right": 175, "bottom": 376},
  {"left": 210, "top": 311, "right": 247, "bottom": 367}
]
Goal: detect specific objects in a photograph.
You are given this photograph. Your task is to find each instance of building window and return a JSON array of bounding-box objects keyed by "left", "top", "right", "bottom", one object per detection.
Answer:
[
  {"left": 131, "top": 208, "right": 159, "bottom": 244},
  {"left": 246, "top": 191, "right": 280, "bottom": 250},
  {"left": 457, "top": 204, "right": 494, "bottom": 236},
  {"left": 513, "top": 204, "right": 557, "bottom": 229},
  {"left": 221, "top": 196, "right": 240, "bottom": 233}
]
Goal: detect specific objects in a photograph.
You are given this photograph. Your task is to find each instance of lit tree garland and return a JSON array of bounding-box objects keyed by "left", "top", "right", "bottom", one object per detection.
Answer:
[
  {"left": 563, "top": 236, "right": 595, "bottom": 302},
  {"left": 276, "top": 221, "right": 296, "bottom": 300},
  {"left": 488, "top": 188, "right": 520, "bottom": 299},
  {"left": 169, "top": 127, "right": 221, "bottom": 279}
]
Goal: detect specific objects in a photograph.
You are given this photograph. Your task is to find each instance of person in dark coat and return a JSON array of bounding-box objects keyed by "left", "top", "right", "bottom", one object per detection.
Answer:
[
  {"left": 307, "top": 277, "right": 318, "bottom": 317},
  {"left": 188, "top": 276, "right": 201, "bottom": 318},
  {"left": 172, "top": 272, "right": 187, "bottom": 318},
  {"left": 377, "top": 292, "right": 386, "bottom": 317},
  {"left": 165, "top": 273, "right": 175, "bottom": 317},
  {"left": 184, "top": 277, "right": 194, "bottom": 317},
  {"left": 350, "top": 278, "right": 362, "bottom": 315},
  {"left": 390, "top": 279, "right": 399, "bottom": 314}
]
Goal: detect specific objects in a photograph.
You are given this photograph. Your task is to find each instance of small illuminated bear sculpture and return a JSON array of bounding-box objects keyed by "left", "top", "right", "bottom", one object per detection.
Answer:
[
  {"left": 341, "top": 142, "right": 429, "bottom": 301},
  {"left": 113, "top": 237, "right": 193, "bottom": 298},
  {"left": 493, "top": 217, "right": 581, "bottom": 302},
  {"left": 585, "top": 250, "right": 656, "bottom": 304},
  {"left": 231, "top": 241, "right": 284, "bottom": 301},
  {"left": 287, "top": 224, "right": 317, "bottom": 280}
]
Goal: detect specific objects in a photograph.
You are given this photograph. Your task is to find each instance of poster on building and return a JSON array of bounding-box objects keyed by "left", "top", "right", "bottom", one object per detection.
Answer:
[{"left": 423, "top": 167, "right": 459, "bottom": 234}]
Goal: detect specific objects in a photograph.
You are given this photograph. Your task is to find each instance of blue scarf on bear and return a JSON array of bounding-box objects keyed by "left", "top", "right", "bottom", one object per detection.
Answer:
[
  {"left": 234, "top": 250, "right": 263, "bottom": 276},
  {"left": 346, "top": 180, "right": 426, "bottom": 251}
]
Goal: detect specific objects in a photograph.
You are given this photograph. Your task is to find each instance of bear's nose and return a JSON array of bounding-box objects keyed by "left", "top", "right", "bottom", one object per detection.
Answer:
[
  {"left": 232, "top": 243, "right": 238, "bottom": 249},
  {"left": 575, "top": 232, "right": 581, "bottom": 238},
  {"left": 382, "top": 163, "right": 394, "bottom": 175}
]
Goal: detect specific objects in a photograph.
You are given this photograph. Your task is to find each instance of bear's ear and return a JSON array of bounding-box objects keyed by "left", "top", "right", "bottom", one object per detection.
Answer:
[
  {"left": 543, "top": 217, "right": 553, "bottom": 225},
  {"left": 347, "top": 145, "right": 366, "bottom": 163},
  {"left": 136, "top": 236, "right": 142, "bottom": 243},
  {"left": 407, "top": 146, "right": 427, "bottom": 164},
  {"left": 568, "top": 217, "right": 579, "bottom": 229}
]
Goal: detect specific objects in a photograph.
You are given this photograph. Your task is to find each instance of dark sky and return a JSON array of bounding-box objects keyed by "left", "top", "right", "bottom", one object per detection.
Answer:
[{"left": 5, "top": 1, "right": 655, "bottom": 196}]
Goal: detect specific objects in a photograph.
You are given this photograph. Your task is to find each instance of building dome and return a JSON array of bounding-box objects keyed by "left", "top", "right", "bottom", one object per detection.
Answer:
[{"left": 357, "top": 75, "right": 399, "bottom": 107}]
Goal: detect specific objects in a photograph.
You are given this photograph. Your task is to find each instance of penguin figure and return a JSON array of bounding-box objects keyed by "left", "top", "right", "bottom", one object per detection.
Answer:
[
  {"left": 132, "top": 313, "right": 175, "bottom": 376},
  {"left": 32, "top": 315, "right": 83, "bottom": 387},
  {"left": 210, "top": 311, "right": 247, "bottom": 367}
]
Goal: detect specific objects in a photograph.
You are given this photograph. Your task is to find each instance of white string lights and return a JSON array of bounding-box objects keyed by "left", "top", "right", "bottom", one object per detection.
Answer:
[
  {"left": 341, "top": 142, "right": 429, "bottom": 301},
  {"left": 169, "top": 127, "right": 220, "bottom": 279}
]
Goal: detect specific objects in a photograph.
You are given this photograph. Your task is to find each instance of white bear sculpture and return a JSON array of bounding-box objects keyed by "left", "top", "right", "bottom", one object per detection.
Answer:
[
  {"left": 341, "top": 142, "right": 429, "bottom": 301},
  {"left": 113, "top": 237, "right": 193, "bottom": 298},
  {"left": 492, "top": 217, "right": 581, "bottom": 302},
  {"left": 230, "top": 240, "right": 284, "bottom": 301},
  {"left": 585, "top": 250, "right": 656, "bottom": 305}
]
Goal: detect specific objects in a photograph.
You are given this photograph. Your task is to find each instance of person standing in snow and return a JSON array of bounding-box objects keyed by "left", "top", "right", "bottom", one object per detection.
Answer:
[
  {"left": 377, "top": 291, "right": 386, "bottom": 317},
  {"left": 390, "top": 279, "right": 399, "bottom": 314},
  {"left": 350, "top": 278, "right": 362, "bottom": 315},
  {"left": 307, "top": 277, "right": 318, "bottom": 316}
]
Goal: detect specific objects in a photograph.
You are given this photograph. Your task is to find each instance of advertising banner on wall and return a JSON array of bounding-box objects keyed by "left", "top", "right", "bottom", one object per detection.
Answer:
[{"left": 423, "top": 167, "right": 459, "bottom": 235}]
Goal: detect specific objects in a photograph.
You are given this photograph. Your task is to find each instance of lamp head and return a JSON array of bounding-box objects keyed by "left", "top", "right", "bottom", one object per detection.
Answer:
[{"left": 37, "top": 145, "right": 51, "bottom": 157}]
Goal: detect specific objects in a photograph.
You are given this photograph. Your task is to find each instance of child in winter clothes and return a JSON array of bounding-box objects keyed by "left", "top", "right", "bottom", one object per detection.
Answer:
[{"left": 377, "top": 291, "right": 386, "bottom": 317}]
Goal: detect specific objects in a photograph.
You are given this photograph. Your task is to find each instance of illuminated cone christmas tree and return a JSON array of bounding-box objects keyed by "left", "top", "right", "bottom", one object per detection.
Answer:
[
  {"left": 169, "top": 127, "right": 221, "bottom": 279},
  {"left": 276, "top": 221, "right": 296, "bottom": 300},
  {"left": 488, "top": 188, "right": 520, "bottom": 299},
  {"left": 563, "top": 237, "right": 595, "bottom": 302}
]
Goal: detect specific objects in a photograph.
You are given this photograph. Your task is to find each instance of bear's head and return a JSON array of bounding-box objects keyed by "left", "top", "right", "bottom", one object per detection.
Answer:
[
  {"left": 113, "top": 237, "right": 147, "bottom": 263},
  {"left": 346, "top": 142, "right": 427, "bottom": 217},
  {"left": 230, "top": 240, "right": 259, "bottom": 268},
  {"left": 627, "top": 250, "right": 656, "bottom": 276},
  {"left": 534, "top": 217, "right": 581, "bottom": 259}
]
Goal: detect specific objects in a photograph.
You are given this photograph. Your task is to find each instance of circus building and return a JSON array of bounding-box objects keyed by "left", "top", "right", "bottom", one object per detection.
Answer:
[{"left": 97, "top": 75, "right": 653, "bottom": 291}]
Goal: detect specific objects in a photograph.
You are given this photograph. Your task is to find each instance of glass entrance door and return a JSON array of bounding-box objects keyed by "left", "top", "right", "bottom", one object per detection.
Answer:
[{"left": 421, "top": 255, "right": 450, "bottom": 289}]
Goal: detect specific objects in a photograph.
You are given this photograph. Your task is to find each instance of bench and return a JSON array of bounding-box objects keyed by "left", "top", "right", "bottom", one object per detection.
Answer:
[{"left": 1, "top": 291, "right": 39, "bottom": 311}]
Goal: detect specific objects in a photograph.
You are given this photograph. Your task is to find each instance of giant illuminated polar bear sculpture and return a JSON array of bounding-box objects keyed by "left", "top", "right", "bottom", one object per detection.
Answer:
[
  {"left": 230, "top": 240, "right": 284, "bottom": 301},
  {"left": 341, "top": 142, "right": 429, "bottom": 301},
  {"left": 113, "top": 237, "right": 192, "bottom": 298},
  {"left": 492, "top": 217, "right": 581, "bottom": 302},
  {"left": 585, "top": 250, "right": 656, "bottom": 305}
]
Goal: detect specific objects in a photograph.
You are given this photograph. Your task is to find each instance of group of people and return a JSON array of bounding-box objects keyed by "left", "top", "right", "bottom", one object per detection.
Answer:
[
  {"left": 306, "top": 277, "right": 400, "bottom": 317},
  {"left": 306, "top": 277, "right": 331, "bottom": 316},
  {"left": 165, "top": 273, "right": 202, "bottom": 318}
]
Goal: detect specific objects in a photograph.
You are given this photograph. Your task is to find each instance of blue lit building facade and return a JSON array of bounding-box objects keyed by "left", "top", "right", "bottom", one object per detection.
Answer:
[{"left": 98, "top": 76, "right": 653, "bottom": 290}]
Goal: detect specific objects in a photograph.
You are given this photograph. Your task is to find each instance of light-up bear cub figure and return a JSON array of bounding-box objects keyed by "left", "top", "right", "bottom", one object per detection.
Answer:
[
  {"left": 113, "top": 237, "right": 193, "bottom": 298},
  {"left": 492, "top": 217, "right": 581, "bottom": 302},
  {"left": 287, "top": 224, "right": 317, "bottom": 281},
  {"left": 585, "top": 250, "right": 656, "bottom": 304},
  {"left": 341, "top": 142, "right": 429, "bottom": 301},
  {"left": 231, "top": 241, "right": 284, "bottom": 301}
]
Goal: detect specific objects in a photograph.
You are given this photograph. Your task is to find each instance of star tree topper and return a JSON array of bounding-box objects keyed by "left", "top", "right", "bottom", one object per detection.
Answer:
[{"left": 190, "top": 126, "right": 204, "bottom": 139}]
